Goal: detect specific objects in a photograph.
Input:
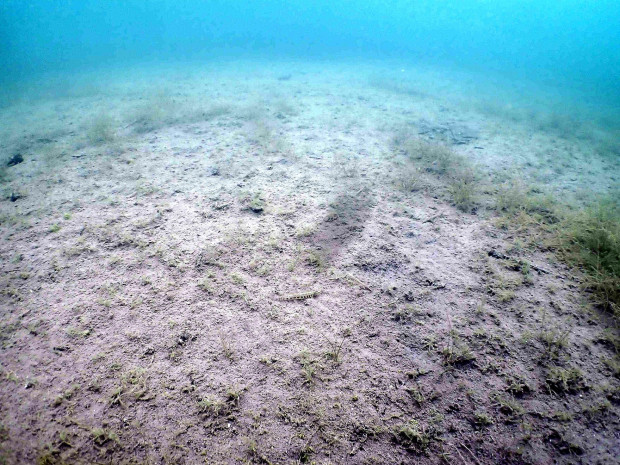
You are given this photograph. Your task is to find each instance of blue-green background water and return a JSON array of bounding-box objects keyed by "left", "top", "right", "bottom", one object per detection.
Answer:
[{"left": 1, "top": 0, "right": 620, "bottom": 122}]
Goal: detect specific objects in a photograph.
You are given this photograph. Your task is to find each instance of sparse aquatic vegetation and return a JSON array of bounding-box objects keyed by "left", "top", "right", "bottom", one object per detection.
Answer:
[
  {"left": 392, "top": 419, "right": 441, "bottom": 454},
  {"left": 400, "top": 139, "right": 465, "bottom": 176},
  {"left": 448, "top": 176, "right": 478, "bottom": 212},
  {"left": 494, "top": 180, "right": 559, "bottom": 224},
  {"left": 87, "top": 113, "right": 116, "bottom": 145},
  {"left": 128, "top": 93, "right": 176, "bottom": 133},
  {"left": 395, "top": 136, "right": 481, "bottom": 211},
  {"left": 545, "top": 366, "right": 588, "bottom": 394},
  {"left": 558, "top": 197, "right": 620, "bottom": 318}
]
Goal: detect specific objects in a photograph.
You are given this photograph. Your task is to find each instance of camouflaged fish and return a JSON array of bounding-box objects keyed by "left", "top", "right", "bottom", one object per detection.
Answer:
[{"left": 277, "top": 290, "right": 320, "bottom": 301}]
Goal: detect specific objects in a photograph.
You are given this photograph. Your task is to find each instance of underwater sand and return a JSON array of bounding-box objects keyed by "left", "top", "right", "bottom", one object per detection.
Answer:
[{"left": 0, "top": 61, "right": 618, "bottom": 464}]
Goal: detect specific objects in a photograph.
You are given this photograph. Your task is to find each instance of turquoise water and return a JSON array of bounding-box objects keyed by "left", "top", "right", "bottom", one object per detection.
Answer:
[{"left": 1, "top": 1, "right": 620, "bottom": 125}]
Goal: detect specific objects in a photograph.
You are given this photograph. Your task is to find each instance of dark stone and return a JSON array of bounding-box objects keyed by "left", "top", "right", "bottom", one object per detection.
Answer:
[
  {"left": 7, "top": 153, "right": 23, "bottom": 166},
  {"left": 9, "top": 192, "right": 23, "bottom": 202}
]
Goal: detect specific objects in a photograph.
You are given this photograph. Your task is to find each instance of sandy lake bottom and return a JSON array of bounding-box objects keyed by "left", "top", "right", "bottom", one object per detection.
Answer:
[{"left": 0, "top": 60, "right": 619, "bottom": 464}]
